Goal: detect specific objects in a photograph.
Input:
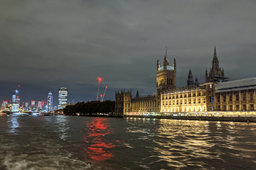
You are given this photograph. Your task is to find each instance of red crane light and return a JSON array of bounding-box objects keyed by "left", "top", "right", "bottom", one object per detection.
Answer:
[{"left": 97, "top": 77, "right": 103, "bottom": 83}]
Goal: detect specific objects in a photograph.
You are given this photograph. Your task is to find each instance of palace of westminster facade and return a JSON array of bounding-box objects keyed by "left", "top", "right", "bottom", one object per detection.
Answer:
[{"left": 115, "top": 48, "right": 256, "bottom": 116}]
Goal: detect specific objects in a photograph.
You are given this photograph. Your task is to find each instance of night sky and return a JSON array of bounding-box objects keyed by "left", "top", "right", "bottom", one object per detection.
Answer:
[{"left": 0, "top": 0, "right": 256, "bottom": 104}]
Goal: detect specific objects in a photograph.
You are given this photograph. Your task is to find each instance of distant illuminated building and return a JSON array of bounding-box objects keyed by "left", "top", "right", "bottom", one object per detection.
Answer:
[
  {"left": 38, "top": 101, "right": 43, "bottom": 110},
  {"left": 25, "top": 102, "right": 29, "bottom": 111},
  {"left": 31, "top": 100, "right": 36, "bottom": 106},
  {"left": 11, "top": 89, "right": 20, "bottom": 112},
  {"left": 47, "top": 92, "right": 53, "bottom": 112},
  {"left": 1, "top": 101, "right": 8, "bottom": 110},
  {"left": 58, "top": 87, "right": 68, "bottom": 110}
]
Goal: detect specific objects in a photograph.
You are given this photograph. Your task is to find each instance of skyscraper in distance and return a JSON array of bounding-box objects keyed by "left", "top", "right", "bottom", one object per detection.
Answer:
[
  {"left": 58, "top": 87, "right": 68, "bottom": 110},
  {"left": 47, "top": 92, "right": 53, "bottom": 112},
  {"left": 11, "top": 89, "right": 20, "bottom": 112}
]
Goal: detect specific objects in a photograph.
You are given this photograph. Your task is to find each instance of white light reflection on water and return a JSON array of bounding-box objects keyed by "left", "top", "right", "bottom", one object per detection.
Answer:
[
  {"left": 8, "top": 115, "right": 19, "bottom": 134},
  {"left": 55, "top": 115, "right": 69, "bottom": 140}
]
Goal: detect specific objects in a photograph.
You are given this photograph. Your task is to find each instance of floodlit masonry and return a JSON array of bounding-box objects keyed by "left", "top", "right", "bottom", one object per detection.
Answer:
[{"left": 115, "top": 48, "right": 256, "bottom": 116}]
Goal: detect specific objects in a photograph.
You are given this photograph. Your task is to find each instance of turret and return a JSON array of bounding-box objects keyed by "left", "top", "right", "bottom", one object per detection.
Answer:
[
  {"left": 156, "top": 49, "right": 176, "bottom": 95},
  {"left": 205, "top": 69, "right": 208, "bottom": 82},
  {"left": 136, "top": 90, "right": 139, "bottom": 98},
  {"left": 163, "top": 57, "right": 169, "bottom": 69},
  {"left": 195, "top": 77, "right": 199, "bottom": 86},
  {"left": 174, "top": 58, "right": 176, "bottom": 70},
  {"left": 187, "top": 69, "right": 194, "bottom": 88},
  {"left": 207, "top": 47, "right": 227, "bottom": 82},
  {"left": 156, "top": 59, "right": 159, "bottom": 70}
]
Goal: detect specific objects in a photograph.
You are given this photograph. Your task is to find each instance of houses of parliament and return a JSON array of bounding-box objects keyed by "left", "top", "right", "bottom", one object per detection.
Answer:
[{"left": 115, "top": 48, "right": 256, "bottom": 116}]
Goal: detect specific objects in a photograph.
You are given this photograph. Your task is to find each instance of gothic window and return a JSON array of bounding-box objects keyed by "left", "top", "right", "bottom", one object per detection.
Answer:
[
  {"left": 250, "top": 104, "right": 254, "bottom": 110},
  {"left": 250, "top": 93, "right": 254, "bottom": 101},
  {"left": 242, "top": 92, "right": 246, "bottom": 100},
  {"left": 217, "top": 95, "right": 220, "bottom": 102},
  {"left": 223, "top": 105, "right": 226, "bottom": 111},
  {"left": 236, "top": 94, "right": 239, "bottom": 101},
  {"left": 236, "top": 105, "right": 239, "bottom": 111},
  {"left": 243, "top": 105, "right": 246, "bottom": 111}
]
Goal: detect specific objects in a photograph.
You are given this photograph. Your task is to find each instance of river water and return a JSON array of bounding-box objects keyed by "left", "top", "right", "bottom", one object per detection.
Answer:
[{"left": 0, "top": 114, "right": 256, "bottom": 169}]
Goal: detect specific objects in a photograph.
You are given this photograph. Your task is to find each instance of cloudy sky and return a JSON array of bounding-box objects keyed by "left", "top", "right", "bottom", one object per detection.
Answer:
[{"left": 0, "top": 0, "right": 256, "bottom": 104}]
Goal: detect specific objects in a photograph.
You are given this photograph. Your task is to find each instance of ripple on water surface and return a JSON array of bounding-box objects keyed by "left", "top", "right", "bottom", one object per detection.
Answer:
[{"left": 0, "top": 115, "right": 256, "bottom": 169}]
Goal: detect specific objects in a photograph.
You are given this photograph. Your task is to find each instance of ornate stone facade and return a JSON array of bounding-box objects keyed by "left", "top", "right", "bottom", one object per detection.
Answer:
[
  {"left": 161, "top": 83, "right": 215, "bottom": 113},
  {"left": 214, "top": 78, "right": 256, "bottom": 111},
  {"left": 115, "top": 51, "right": 176, "bottom": 116},
  {"left": 115, "top": 48, "right": 256, "bottom": 116},
  {"left": 205, "top": 47, "right": 226, "bottom": 82}
]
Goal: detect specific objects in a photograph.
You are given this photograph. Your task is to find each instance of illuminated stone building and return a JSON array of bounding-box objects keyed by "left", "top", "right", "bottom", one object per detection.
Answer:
[
  {"left": 161, "top": 83, "right": 215, "bottom": 113},
  {"left": 114, "top": 91, "right": 132, "bottom": 116},
  {"left": 115, "top": 47, "right": 256, "bottom": 116},
  {"left": 214, "top": 78, "right": 256, "bottom": 111},
  {"left": 115, "top": 52, "right": 176, "bottom": 116},
  {"left": 161, "top": 48, "right": 255, "bottom": 114}
]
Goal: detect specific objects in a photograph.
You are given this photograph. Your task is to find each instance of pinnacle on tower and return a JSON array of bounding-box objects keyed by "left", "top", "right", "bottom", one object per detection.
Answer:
[
  {"left": 136, "top": 90, "right": 139, "bottom": 98},
  {"left": 214, "top": 46, "right": 217, "bottom": 57},
  {"left": 156, "top": 59, "right": 159, "bottom": 70},
  {"left": 212, "top": 46, "right": 219, "bottom": 64},
  {"left": 195, "top": 77, "right": 199, "bottom": 86},
  {"left": 173, "top": 58, "right": 176, "bottom": 69},
  {"left": 205, "top": 68, "right": 208, "bottom": 82},
  {"left": 187, "top": 69, "right": 194, "bottom": 88}
]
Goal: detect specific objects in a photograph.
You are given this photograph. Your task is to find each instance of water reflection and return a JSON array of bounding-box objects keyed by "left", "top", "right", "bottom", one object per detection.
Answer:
[
  {"left": 55, "top": 116, "right": 69, "bottom": 140},
  {"left": 8, "top": 115, "right": 19, "bottom": 134},
  {"left": 83, "top": 118, "right": 117, "bottom": 161},
  {"left": 154, "top": 120, "right": 218, "bottom": 168}
]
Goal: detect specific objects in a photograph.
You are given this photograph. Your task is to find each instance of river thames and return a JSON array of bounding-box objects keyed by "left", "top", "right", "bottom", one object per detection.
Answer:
[{"left": 0, "top": 114, "right": 256, "bottom": 169}]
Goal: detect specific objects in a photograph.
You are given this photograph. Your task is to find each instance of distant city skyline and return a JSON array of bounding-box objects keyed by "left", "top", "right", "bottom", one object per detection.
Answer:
[{"left": 1, "top": 0, "right": 256, "bottom": 102}]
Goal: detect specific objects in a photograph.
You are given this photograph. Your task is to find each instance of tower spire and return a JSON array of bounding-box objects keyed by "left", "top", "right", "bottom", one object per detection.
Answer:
[
  {"left": 157, "top": 59, "right": 159, "bottom": 70},
  {"left": 173, "top": 58, "right": 176, "bottom": 70},
  {"left": 165, "top": 46, "right": 167, "bottom": 58},
  {"left": 214, "top": 46, "right": 217, "bottom": 57},
  {"left": 187, "top": 69, "right": 194, "bottom": 88}
]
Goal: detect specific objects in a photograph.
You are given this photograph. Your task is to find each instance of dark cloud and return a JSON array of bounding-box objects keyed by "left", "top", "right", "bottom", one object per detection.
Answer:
[{"left": 0, "top": 0, "right": 256, "bottom": 104}]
